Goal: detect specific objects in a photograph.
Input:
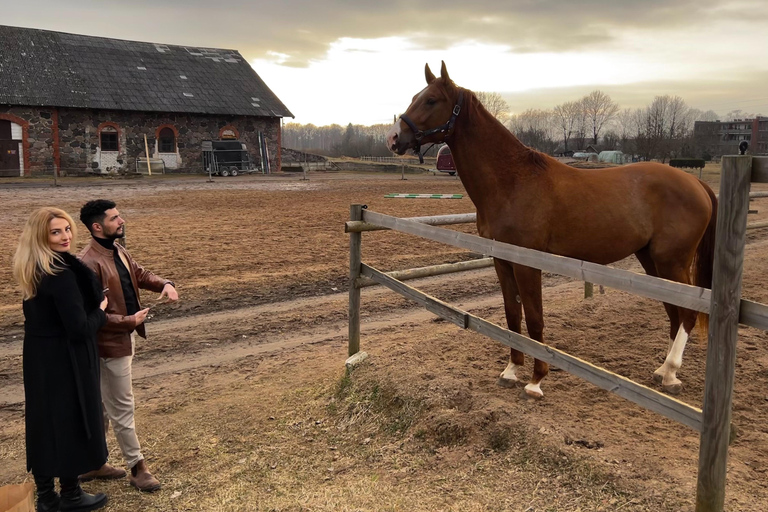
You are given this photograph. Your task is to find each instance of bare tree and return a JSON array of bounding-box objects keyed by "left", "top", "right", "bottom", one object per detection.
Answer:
[
  {"left": 613, "top": 108, "right": 637, "bottom": 153},
  {"left": 553, "top": 101, "right": 580, "bottom": 152},
  {"left": 633, "top": 95, "right": 692, "bottom": 162},
  {"left": 507, "top": 108, "right": 558, "bottom": 153},
  {"left": 573, "top": 97, "right": 589, "bottom": 150},
  {"left": 688, "top": 109, "right": 720, "bottom": 122},
  {"left": 582, "top": 90, "right": 620, "bottom": 144},
  {"left": 725, "top": 109, "right": 763, "bottom": 121},
  {"left": 475, "top": 91, "right": 510, "bottom": 122}
]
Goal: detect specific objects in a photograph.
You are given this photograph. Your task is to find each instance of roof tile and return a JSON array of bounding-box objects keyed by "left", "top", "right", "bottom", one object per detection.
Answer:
[{"left": 0, "top": 25, "right": 293, "bottom": 118}]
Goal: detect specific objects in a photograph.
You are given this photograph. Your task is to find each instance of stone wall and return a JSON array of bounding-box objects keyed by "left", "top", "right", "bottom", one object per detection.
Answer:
[
  {"left": 0, "top": 106, "right": 55, "bottom": 175},
  {"left": 1, "top": 105, "right": 283, "bottom": 176}
]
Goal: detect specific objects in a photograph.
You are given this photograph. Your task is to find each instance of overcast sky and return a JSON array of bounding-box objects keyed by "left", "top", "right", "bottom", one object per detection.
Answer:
[{"left": 3, "top": 0, "right": 768, "bottom": 125}]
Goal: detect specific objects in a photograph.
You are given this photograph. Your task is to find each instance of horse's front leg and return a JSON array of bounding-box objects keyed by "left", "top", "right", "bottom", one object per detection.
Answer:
[
  {"left": 493, "top": 259, "right": 525, "bottom": 388},
  {"left": 514, "top": 264, "right": 547, "bottom": 399}
]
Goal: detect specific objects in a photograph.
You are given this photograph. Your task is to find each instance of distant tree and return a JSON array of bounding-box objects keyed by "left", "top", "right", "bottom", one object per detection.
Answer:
[
  {"left": 507, "top": 108, "right": 558, "bottom": 153},
  {"left": 475, "top": 91, "right": 510, "bottom": 122},
  {"left": 582, "top": 90, "right": 620, "bottom": 144},
  {"left": 633, "top": 95, "right": 691, "bottom": 162},
  {"left": 553, "top": 101, "right": 580, "bottom": 152},
  {"left": 724, "top": 109, "right": 763, "bottom": 121},
  {"left": 613, "top": 108, "right": 637, "bottom": 154},
  {"left": 572, "top": 97, "right": 589, "bottom": 151},
  {"left": 689, "top": 109, "right": 720, "bottom": 122},
  {"left": 601, "top": 130, "right": 620, "bottom": 150}
]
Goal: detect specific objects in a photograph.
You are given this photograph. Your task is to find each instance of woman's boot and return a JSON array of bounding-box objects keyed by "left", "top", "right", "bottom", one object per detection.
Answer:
[
  {"left": 33, "top": 475, "right": 59, "bottom": 512},
  {"left": 59, "top": 478, "right": 107, "bottom": 512}
]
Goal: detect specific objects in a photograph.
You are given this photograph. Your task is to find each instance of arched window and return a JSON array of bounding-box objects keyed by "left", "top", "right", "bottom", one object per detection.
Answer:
[
  {"left": 100, "top": 126, "right": 119, "bottom": 151},
  {"left": 158, "top": 127, "right": 176, "bottom": 153}
]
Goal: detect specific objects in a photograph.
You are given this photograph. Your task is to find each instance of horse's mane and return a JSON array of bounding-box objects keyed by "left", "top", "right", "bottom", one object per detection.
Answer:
[
  {"left": 462, "top": 86, "right": 550, "bottom": 172},
  {"left": 526, "top": 149, "right": 550, "bottom": 171}
]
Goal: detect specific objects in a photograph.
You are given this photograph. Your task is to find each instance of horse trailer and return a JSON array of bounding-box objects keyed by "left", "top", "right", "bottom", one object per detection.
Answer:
[{"left": 202, "top": 140, "right": 258, "bottom": 177}]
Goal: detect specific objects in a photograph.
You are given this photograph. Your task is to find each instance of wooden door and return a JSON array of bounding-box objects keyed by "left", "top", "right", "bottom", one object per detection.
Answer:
[{"left": 0, "top": 140, "right": 21, "bottom": 177}]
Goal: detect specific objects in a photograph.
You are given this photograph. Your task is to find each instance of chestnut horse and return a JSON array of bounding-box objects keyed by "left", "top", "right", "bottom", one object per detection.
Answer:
[{"left": 386, "top": 62, "right": 717, "bottom": 399}]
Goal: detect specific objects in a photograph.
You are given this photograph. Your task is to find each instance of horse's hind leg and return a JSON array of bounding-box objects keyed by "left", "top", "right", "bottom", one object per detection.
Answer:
[
  {"left": 647, "top": 257, "right": 697, "bottom": 395},
  {"left": 493, "top": 259, "right": 525, "bottom": 388},
  {"left": 636, "top": 248, "right": 681, "bottom": 346},
  {"left": 513, "top": 264, "right": 547, "bottom": 399}
]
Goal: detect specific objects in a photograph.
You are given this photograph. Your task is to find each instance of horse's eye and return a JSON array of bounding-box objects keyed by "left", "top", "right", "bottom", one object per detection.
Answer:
[{"left": 426, "top": 98, "right": 436, "bottom": 106}]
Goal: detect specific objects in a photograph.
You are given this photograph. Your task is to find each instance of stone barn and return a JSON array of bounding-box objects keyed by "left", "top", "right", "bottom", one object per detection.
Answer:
[{"left": 0, "top": 25, "right": 293, "bottom": 177}]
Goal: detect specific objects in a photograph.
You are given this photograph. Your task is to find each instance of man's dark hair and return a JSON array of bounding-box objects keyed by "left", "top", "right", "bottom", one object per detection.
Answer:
[{"left": 80, "top": 199, "right": 117, "bottom": 233}]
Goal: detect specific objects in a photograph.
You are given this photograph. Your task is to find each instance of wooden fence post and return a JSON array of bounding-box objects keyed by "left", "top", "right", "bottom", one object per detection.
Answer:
[
  {"left": 349, "top": 204, "right": 363, "bottom": 356},
  {"left": 695, "top": 155, "right": 752, "bottom": 512}
]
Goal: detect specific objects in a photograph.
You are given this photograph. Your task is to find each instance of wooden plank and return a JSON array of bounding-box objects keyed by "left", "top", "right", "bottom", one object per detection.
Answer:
[
  {"left": 143, "top": 134, "right": 152, "bottom": 176},
  {"left": 747, "top": 220, "right": 768, "bottom": 230},
  {"left": 696, "top": 155, "right": 752, "bottom": 512},
  {"left": 751, "top": 156, "right": 768, "bottom": 184},
  {"left": 361, "top": 264, "right": 469, "bottom": 328},
  {"left": 346, "top": 212, "right": 477, "bottom": 233},
  {"left": 363, "top": 210, "right": 712, "bottom": 313},
  {"left": 356, "top": 258, "right": 495, "bottom": 288},
  {"left": 740, "top": 299, "right": 768, "bottom": 331},
  {"left": 348, "top": 205, "right": 363, "bottom": 356},
  {"left": 465, "top": 314, "right": 703, "bottom": 431}
]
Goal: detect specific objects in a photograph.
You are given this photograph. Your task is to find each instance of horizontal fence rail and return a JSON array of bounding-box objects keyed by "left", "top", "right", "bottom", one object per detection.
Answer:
[
  {"left": 359, "top": 210, "right": 768, "bottom": 330},
  {"left": 361, "top": 262, "right": 704, "bottom": 431},
  {"left": 347, "top": 209, "right": 768, "bottom": 234},
  {"left": 356, "top": 257, "right": 494, "bottom": 288},
  {"left": 346, "top": 213, "right": 477, "bottom": 233}
]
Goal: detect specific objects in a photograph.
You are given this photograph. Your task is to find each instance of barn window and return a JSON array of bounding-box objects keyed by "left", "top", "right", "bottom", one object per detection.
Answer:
[
  {"left": 158, "top": 127, "right": 176, "bottom": 153},
  {"left": 100, "top": 126, "right": 118, "bottom": 151}
]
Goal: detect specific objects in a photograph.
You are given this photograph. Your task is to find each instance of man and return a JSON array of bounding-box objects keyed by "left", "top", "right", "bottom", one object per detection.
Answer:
[{"left": 78, "top": 199, "right": 178, "bottom": 492}]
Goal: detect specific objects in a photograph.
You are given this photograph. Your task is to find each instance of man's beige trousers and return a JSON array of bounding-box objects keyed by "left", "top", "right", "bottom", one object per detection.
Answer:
[{"left": 100, "top": 333, "right": 144, "bottom": 469}]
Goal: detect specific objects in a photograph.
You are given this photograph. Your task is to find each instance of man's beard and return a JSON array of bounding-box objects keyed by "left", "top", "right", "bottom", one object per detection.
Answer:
[{"left": 104, "top": 226, "right": 125, "bottom": 240}]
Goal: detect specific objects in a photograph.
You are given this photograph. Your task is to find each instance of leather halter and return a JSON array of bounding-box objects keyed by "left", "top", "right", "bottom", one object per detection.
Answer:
[{"left": 399, "top": 90, "right": 464, "bottom": 163}]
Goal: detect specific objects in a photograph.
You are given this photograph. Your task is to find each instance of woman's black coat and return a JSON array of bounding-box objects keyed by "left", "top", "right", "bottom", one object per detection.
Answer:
[{"left": 22, "top": 252, "right": 108, "bottom": 477}]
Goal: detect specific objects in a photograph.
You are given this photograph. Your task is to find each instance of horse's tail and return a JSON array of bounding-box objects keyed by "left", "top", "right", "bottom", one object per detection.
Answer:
[{"left": 693, "top": 181, "right": 718, "bottom": 336}]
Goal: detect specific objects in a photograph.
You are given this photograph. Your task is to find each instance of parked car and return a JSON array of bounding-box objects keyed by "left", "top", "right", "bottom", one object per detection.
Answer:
[{"left": 435, "top": 145, "right": 457, "bottom": 175}]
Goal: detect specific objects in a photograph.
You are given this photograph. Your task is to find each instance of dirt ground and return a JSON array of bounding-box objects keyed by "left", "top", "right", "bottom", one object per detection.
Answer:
[{"left": 1, "top": 164, "right": 768, "bottom": 511}]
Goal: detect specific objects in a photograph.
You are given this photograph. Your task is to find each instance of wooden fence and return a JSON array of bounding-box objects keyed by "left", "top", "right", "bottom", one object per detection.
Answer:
[{"left": 346, "top": 155, "right": 768, "bottom": 511}]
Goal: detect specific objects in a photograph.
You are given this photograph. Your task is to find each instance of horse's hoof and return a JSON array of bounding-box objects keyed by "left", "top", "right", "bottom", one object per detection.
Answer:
[
  {"left": 652, "top": 372, "right": 664, "bottom": 385},
  {"left": 523, "top": 383, "right": 544, "bottom": 400},
  {"left": 497, "top": 377, "right": 519, "bottom": 389},
  {"left": 662, "top": 382, "right": 683, "bottom": 395}
]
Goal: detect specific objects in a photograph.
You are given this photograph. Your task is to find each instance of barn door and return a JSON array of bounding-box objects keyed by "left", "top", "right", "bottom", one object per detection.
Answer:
[
  {"left": 0, "top": 120, "right": 21, "bottom": 177},
  {"left": 0, "top": 140, "right": 21, "bottom": 176}
]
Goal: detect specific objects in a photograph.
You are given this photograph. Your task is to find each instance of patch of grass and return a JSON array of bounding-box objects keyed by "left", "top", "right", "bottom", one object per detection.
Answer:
[{"left": 329, "top": 366, "right": 423, "bottom": 437}]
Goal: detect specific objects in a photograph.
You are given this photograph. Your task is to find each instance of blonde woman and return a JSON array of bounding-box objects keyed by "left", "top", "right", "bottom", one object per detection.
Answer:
[{"left": 12, "top": 208, "right": 109, "bottom": 512}]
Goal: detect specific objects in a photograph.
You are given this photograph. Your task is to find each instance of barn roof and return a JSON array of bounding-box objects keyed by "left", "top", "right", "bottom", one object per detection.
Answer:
[{"left": 0, "top": 25, "right": 293, "bottom": 118}]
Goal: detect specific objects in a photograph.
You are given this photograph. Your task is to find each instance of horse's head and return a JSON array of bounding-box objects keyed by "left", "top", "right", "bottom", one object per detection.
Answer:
[{"left": 386, "top": 61, "right": 463, "bottom": 156}]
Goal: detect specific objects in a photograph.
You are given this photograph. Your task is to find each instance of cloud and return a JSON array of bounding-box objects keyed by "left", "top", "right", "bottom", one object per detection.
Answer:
[{"left": 6, "top": 0, "right": 760, "bottom": 67}]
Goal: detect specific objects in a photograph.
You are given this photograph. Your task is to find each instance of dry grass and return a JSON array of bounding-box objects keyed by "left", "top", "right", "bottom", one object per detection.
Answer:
[{"left": 31, "top": 347, "right": 679, "bottom": 512}]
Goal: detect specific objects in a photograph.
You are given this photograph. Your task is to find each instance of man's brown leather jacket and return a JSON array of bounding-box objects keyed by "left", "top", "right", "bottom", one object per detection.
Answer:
[{"left": 79, "top": 238, "right": 170, "bottom": 358}]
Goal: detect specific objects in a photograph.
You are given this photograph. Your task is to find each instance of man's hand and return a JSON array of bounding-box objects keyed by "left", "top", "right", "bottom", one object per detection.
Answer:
[
  {"left": 159, "top": 283, "right": 179, "bottom": 302},
  {"left": 100, "top": 296, "right": 109, "bottom": 311},
  {"left": 133, "top": 308, "right": 150, "bottom": 327}
]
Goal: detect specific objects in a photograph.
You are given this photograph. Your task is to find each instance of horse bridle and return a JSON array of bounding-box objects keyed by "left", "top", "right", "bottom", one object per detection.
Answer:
[{"left": 399, "top": 90, "right": 464, "bottom": 163}]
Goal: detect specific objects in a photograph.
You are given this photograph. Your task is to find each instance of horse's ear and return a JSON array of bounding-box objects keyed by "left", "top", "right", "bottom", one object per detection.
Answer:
[
  {"left": 425, "top": 63, "right": 436, "bottom": 84},
  {"left": 440, "top": 61, "right": 450, "bottom": 82}
]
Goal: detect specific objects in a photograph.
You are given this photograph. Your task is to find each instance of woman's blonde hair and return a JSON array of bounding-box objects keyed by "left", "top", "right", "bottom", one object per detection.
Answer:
[{"left": 12, "top": 207, "right": 78, "bottom": 300}]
